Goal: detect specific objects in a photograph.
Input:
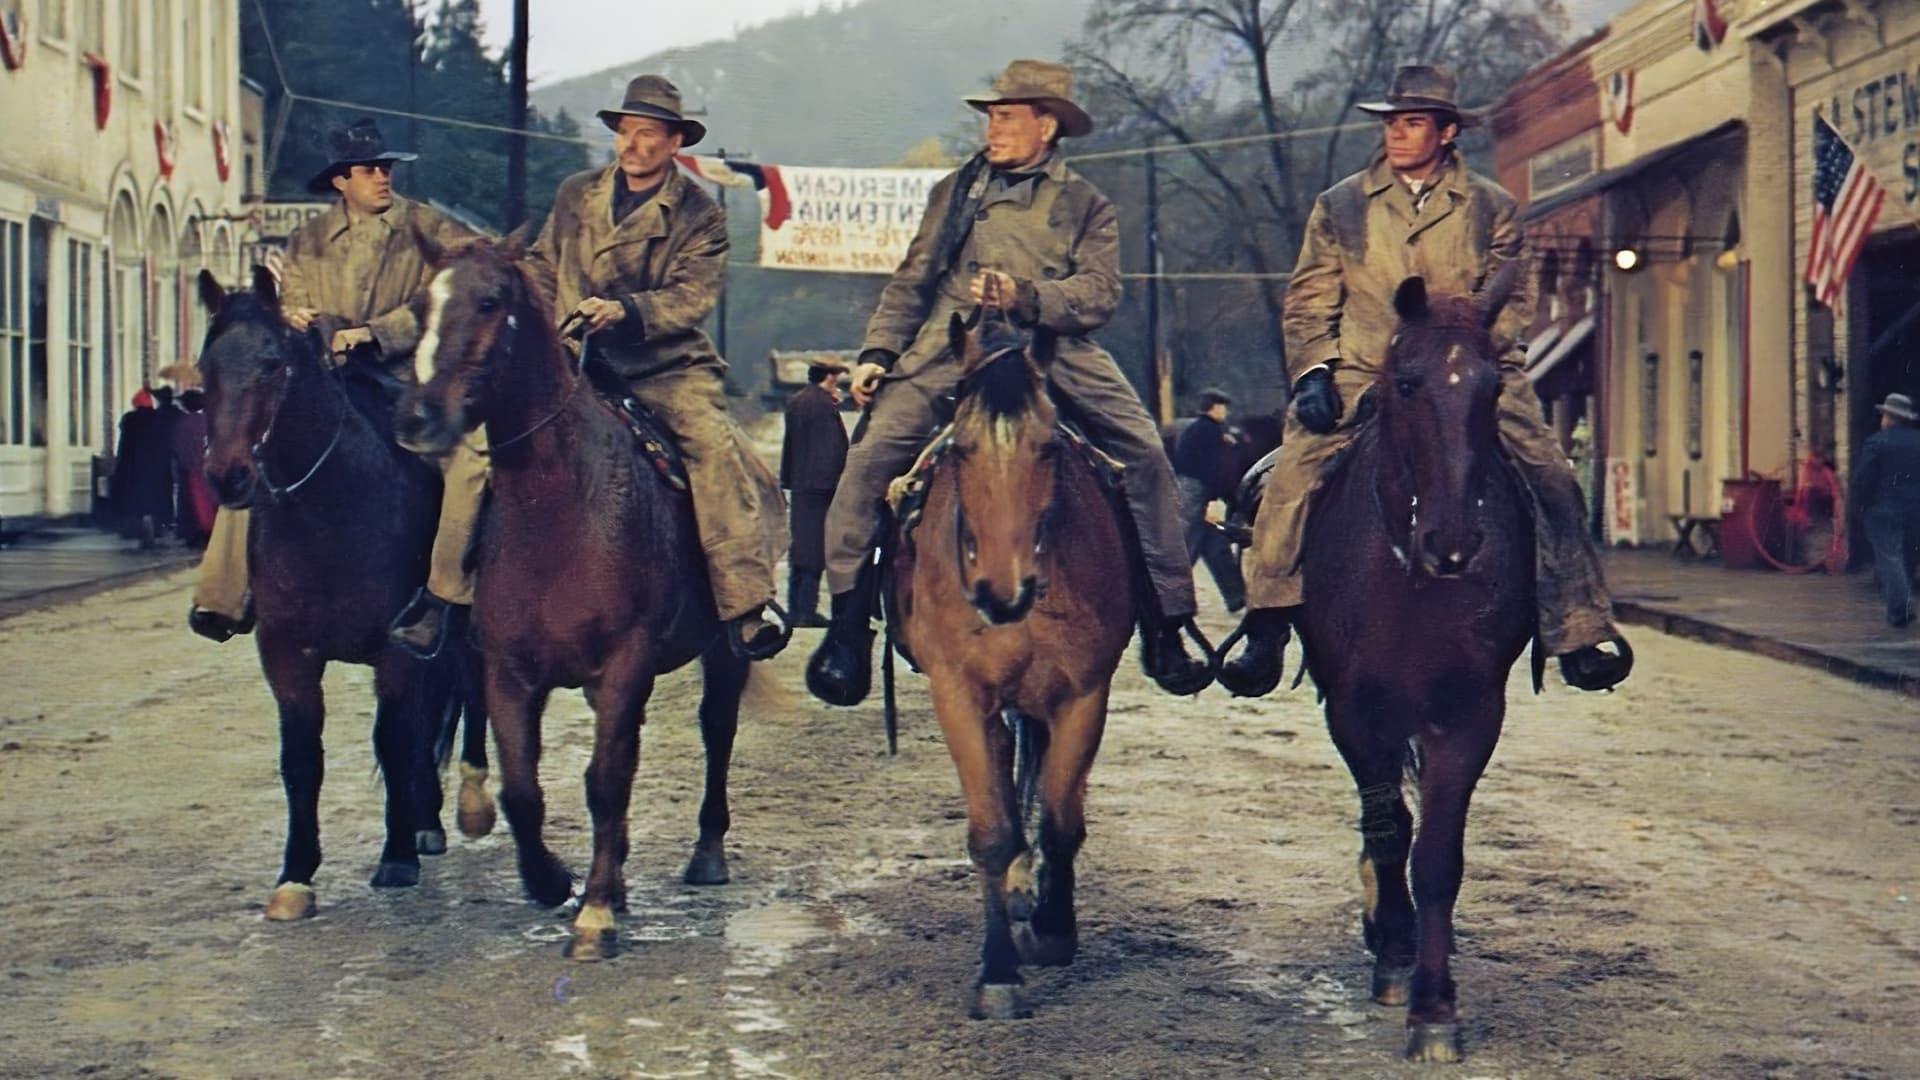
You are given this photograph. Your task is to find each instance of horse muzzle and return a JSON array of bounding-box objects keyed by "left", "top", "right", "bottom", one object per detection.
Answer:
[
  {"left": 971, "top": 577, "right": 1040, "bottom": 626},
  {"left": 395, "top": 398, "right": 462, "bottom": 456},
  {"left": 1417, "top": 527, "right": 1485, "bottom": 579},
  {"left": 209, "top": 461, "right": 258, "bottom": 510}
]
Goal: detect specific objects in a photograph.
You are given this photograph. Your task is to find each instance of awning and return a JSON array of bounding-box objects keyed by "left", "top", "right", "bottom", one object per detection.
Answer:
[
  {"left": 1524, "top": 320, "right": 1566, "bottom": 364},
  {"left": 1522, "top": 120, "right": 1744, "bottom": 222},
  {"left": 1527, "top": 313, "right": 1595, "bottom": 383}
]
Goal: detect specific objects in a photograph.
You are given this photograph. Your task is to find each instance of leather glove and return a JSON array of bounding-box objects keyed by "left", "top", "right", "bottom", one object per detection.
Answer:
[
  {"left": 1292, "top": 368, "right": 1342, "bottom": 435},
  {"left": 857, "top": 348, "right": 900, "bottom": 371}
]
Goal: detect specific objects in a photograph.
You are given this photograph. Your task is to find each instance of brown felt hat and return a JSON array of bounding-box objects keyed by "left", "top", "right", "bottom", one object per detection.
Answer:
[
  {"left": 964, "top": 59, "right": 1094, "bottom": 138},
  {"left": 1356, "top": 64, "right": 1480, "bottom": 128},
  {"left": 598, "top": 75, "right": 706, "bottom": 147}
]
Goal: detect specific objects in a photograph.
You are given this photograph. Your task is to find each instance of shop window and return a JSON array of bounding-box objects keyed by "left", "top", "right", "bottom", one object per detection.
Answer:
[
  {"left": 183, "top": 0, "right": 203, "bottom": 112},
  {"left": 0, "top": 218, "right": 23, "bottom": 446},
  {"left": 39, "top": 0, "right": 68, "bottom": 42},
  {"left": 116, "top": 0, "right": 137, "bottom": 81},
  {"left": 1540, "top": 250, "right": 1561, "bottom": 299},
  {"left": 68, "top": 239, "right": 96, "bottom": 447},
  {"left": 1641, "top": 352, "right": 1660, "bottom": 459},
  {"left": 28, "top": 219, "right": 49, "bottom": 447}
]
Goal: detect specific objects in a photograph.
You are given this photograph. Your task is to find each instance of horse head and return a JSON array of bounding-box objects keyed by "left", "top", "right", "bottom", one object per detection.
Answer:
[
  {"left": 396, "top": 227, "right": 538, "bottom": 455},
  {"left": 1380, "top": 276, "right": 1506, "bottom": 579},
  {"left": 194, "top": 266, "right": 323, "bottom": 508},
  {"left": 944, "top": 310, "right": 1062, "bottom": 626}
]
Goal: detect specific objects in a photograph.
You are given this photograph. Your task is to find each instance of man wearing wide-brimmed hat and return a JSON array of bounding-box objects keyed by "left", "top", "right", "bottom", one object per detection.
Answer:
[
  {"left": 1850, "top": 392, "right": 1920, "bottom": 627},
  {"left": 804, "top": 58, "right": 1215, "bottom": 705},
  {"left": 1220, "top": 64, "right": 1634, "bottom": 696},
  {"left": 188, "top": 118, "right": 480, "bottom": 646},
  {"left": 521, "top": 74, "right": 791, "bottom": 661}
]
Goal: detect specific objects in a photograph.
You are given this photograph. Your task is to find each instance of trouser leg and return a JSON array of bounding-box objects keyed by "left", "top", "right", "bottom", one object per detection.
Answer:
[
  {"left": 1242, "top": 416, "right": 1350, "bottom": 610},
  {"left": 1047, "top": 342, "right": 1196, "bottom": 620},
  {"left": 192, "top": 506, "right": 251, "bottom": 618},
  {"left": 1496, "top": 367, "right": 1618, "bottom": 655},
  {"left": 629, "top": 362, "right": 785, "bottom": 622},
  {"left": 822, "top": 370, "right": 954, "bottom": 596},
  {"left": 1866, "top": 510, "right": 1914, "bottom": 623},
  {"left": 425, "top": 432, "right": 489, "bottom": 607}
]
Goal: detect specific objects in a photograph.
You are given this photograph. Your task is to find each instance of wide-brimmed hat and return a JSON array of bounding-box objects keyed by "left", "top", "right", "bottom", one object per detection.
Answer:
[
  {"left": 305, "top": 119, "right": 418, "bottom": 194},
  {"left": 964, "top": 59, "right": 1094, "bottom": 139},
  {"left": 1876, "top": 392, "right": 1919, "bottom": 422},
  {"left": 1356, "top": 64, "right": 1479, "bottom": 128},
  {"left": 597, "top": 75, "right": 706, "bottom": 147}
]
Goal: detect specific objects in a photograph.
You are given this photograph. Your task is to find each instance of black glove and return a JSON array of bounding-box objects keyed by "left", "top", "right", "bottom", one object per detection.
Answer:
[
  {"left": 857, "top": 348, "right": 899, "bottom": 371},
  {"left": 1292, "top": 368, "right": 1342, "bottom": 435}
]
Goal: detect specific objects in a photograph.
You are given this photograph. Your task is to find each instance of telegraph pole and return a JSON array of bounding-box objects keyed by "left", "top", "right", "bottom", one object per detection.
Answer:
[
  {"left": 505, "top": 0, "right": 529, "bottom": 228},
  {"left": 1143, "top": 139, "right": 1170, "bottom": 425}
]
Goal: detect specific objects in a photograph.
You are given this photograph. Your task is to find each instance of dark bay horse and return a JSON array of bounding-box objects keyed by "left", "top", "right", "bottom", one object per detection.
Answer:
[
  {"left": 394, "top": 235, "right": 747, "bottom": 961},
  {"left": 891, "top": 314, "right": 1135, "bottom": 1020},
  {"left": 194, "top": 269, "right": 491, "bottom": 922},
  {"left": 1295, "top": 277, "right": 1534, "bottom": 1063}
]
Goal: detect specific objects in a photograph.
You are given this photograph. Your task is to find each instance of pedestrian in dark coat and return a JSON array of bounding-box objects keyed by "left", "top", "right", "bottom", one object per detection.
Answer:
[
  {"left": 782, "top": 363, "right": 849, "bottom": 627},
  {"left": 1173, "top": 389, "right": 1247, "bottom": 612},
  {"left": 111, "top": 387, "right": 175, "bottom": 547},
  {"left": 1850, "top": 392, "right": 1920, "bottom": 627}
]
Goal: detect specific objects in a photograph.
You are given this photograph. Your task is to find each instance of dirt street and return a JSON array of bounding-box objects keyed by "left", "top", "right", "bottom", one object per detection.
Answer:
[{"left": 0, "top": 569, "right": 1916, "bottom": 1079}]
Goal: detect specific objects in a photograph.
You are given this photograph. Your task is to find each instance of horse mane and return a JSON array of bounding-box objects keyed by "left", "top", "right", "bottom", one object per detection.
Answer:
[
  {"left": 204, "top": 287, "right": 401, "bottom": 442},
  {"left": 964, "top": 347, "right": 1041, "bottom": 423}
]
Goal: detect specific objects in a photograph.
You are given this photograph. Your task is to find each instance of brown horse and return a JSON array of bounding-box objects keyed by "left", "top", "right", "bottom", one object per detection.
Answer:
[
  {"left": 890, "top": 313, "right": 1135, "bottom": 1019},
  {"left": 394, "top": 234, "right": 746, "bottom": 961},
  {"left": 194, "top": 269, "right": 491, "bottom": 922},
  {"left": 1294, "top": 277, "right": 1535, "bottom": 1062}
]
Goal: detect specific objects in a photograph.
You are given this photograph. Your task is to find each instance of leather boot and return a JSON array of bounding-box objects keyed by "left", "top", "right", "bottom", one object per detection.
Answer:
[
  {"left": 1216, "top": 606, "right": 1295, "bottom": 698},
  {"left": 389, "top": 588, "right": 452, "bottom": 660},
  {"left": 188, "top": 601, "right": 255, "bottom": 643},
  {"left": 1140, "top": 615, "right": 1216, "bottom": 696},
  {"left": 789, "top": 569, "right": 829, "bottom": 628},
  {"left": 1558, "top": 635, "right": 1634, "bottom": 691},
  {"left": 807, "top": 589, "right": 876, "bottom": 706}
]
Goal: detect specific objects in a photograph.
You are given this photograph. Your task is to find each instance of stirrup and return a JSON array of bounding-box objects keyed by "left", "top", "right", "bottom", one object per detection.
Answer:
[
  {"left": 729, "top": 601, "right": 792, "bottom": 662},
  {"left": 388, "top": 588, "right": 449, "bottom": 661}
]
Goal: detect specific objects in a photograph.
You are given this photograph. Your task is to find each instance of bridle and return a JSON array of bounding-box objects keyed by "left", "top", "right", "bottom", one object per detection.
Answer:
[
  {"left": 473, "top": 315, "right": 591, "bottom": 456},
  {"left": 247, "top": 336, "right": 350, "bottom": 503},
  {"left": 948, "top": 345, "right": 1063, "bottom": 599}
]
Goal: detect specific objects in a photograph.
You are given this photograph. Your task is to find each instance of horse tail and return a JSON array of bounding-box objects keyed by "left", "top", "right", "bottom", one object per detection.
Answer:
[{"left": 1004, "top": 708, "right": 1044, "bottom": 848}]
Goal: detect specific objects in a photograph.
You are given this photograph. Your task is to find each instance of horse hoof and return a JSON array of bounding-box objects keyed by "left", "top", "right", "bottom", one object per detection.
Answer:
[
  {"left": 456, "top": 792, "right": 495, "bottom": 839},
  {"left": 370, "top": 860, "right": 421, "bottom": 889},
  {"left": 969, "top": 982, "right": 1031, "bottom": 1021},
  {"left": 1003, "top": 853, "right": 1037, "bottom": 922},
  {"left": 522, "top": 857, "right": 575, "bottom": 908},
  {"left": 564, "top": 903, "right": 620, "bottom": 962},
  {"left": 415, "top": 828, "right": 448, "bottom": 856},
  {"left": 1012, "top": 922, "right": 1076, "bottom": 967},
  {"left": 1405, "top": 1023, "right": 1462, "bottom": 1064},
  {"left": 1371, "top": 964, "right": 1413, "bottom": 1006},
  {"left": 263, "top": 882, "right": 317, "bottom": 921},
  {"left": 683, "top": 849, "right": 730, "bottom": 886}
]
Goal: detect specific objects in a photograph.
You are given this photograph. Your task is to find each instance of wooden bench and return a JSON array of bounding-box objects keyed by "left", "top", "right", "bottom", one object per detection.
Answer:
[{"left": 1667, "top": 514, "right": 1722, "bottom": 558}]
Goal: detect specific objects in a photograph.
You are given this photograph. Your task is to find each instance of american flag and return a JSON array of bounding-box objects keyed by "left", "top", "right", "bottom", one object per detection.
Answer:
[
  {"left": 1805, "top": 113, "right": 1885, "bottom": 308},
  {"left": 1691, "top": 0, "right": 1727, "bottom": 51}
]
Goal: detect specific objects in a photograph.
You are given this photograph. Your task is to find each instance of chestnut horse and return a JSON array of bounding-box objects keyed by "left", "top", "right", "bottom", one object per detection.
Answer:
[
  {"left": 194, "top": 269, "right": 492, "bottom": 922},
  {"left": 1294, "top": 277, "right": 1535, "bottom": 1062},
  {"left": 394, "top": 235, "right": 747, "bottom": 961},
  {"left": 890, "top": 314, "right": 1135, "bottom": 1019}
]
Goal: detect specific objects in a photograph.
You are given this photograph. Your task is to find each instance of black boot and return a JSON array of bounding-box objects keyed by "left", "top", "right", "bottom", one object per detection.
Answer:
[
  {"left": 188, "top": 601, "right": 254, "bottom": 643},
  {"left": 807, "top": 590, "right": 876, "bottom": 706},
  {"left": 789, "top": 568, "right": 829, "bottom": 629},
  {"left": 1216, "top": 606, "right": 1294, "bottom": 698},
  {"left": 1140, "top": 615, "right": 1217, "bottom": 696},
  {"left": 1558, "top": 635, "right": 1634, "bottom": 691},
  {"left": 389, "top": 588, "right": 452, "bottom": 660}
]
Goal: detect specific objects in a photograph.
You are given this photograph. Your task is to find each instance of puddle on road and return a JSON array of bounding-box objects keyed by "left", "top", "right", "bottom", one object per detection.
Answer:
[{"left": 548, "top": 1032, "right": 592, "bottom": 1071}]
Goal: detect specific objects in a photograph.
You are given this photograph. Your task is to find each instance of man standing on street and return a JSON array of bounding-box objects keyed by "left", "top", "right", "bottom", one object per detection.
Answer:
[
  {"left": 1850, "top": 392, "right": 1920, "bottom": 628},
  {"left": 1173, "top": 388, "right": 1247, "bottom": 613},
  {"left": 782, "top": 361, "right": 850, "bottom": 628}
]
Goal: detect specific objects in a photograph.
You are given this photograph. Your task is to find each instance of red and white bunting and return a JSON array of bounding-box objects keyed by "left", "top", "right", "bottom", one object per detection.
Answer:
[
  {"left": 154, "top": 121, "right": 177, "bottom": 180},
  {"left": 213, "top": 122, "right": 233, "bottom": 182},
  {"left": 1604, "top": 70, "right": 1635, "bottom": 136},
  {"left": 0, "top": 8, "right": 29, "bottom": 71}
]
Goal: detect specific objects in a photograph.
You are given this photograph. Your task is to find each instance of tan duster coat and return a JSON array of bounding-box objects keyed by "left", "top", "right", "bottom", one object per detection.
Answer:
[
  {"left": 279, "top": 196, "right": 475, "bottom": 362},
  {"left": 1281, "top": 151, "right": 1533, "bottom": 382},
  {"left": 525, "top": 166, "right": 727, "bottom": 381}
]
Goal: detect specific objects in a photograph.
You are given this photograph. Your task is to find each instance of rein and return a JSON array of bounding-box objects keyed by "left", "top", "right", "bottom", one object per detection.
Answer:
[
  {"left": 250, "top": 348, "right": 350, "bottom": 503},
  {"left": 1371, "top": 473, "right": 1417, "bottom": 574},
  {"left": 477, "top": 319, "right": 588, "bottom": 455}
]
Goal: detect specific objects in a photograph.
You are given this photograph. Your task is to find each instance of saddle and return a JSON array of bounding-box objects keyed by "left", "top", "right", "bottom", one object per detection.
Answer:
[{"left": 580, "top": 360, "right": 691, "bottom": 496}]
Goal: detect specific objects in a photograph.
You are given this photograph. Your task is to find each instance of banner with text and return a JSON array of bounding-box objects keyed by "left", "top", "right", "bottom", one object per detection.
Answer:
[{"left": 759, "top": 165, "right": 946, "bottom": 274}]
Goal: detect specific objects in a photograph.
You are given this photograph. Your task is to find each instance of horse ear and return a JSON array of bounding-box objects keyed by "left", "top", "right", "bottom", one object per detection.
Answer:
[
  {"left": 948, "top": 311, "right": 970, "bottom": 360},
  {"left": 251, "top": 264, "right": 280, "bottom": 309},
  {"left": 1393, "top": 276, "right": 1429, "bottom": 322},
  {"left": 500, "top": 223, "right": 532, "bottom": 260},
  {"left": 196, "top": 269, "right": 225, "bottom": 316}
]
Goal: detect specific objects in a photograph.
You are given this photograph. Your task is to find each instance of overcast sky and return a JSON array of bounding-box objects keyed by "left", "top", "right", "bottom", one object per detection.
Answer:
[{"left": 476, "top": 0, "right": 826, "bottom": 86}]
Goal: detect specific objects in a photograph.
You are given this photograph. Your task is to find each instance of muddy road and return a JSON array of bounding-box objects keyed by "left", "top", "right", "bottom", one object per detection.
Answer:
[{"left": 0, "top": 570, "right": 1916, "bottom": 1078}]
